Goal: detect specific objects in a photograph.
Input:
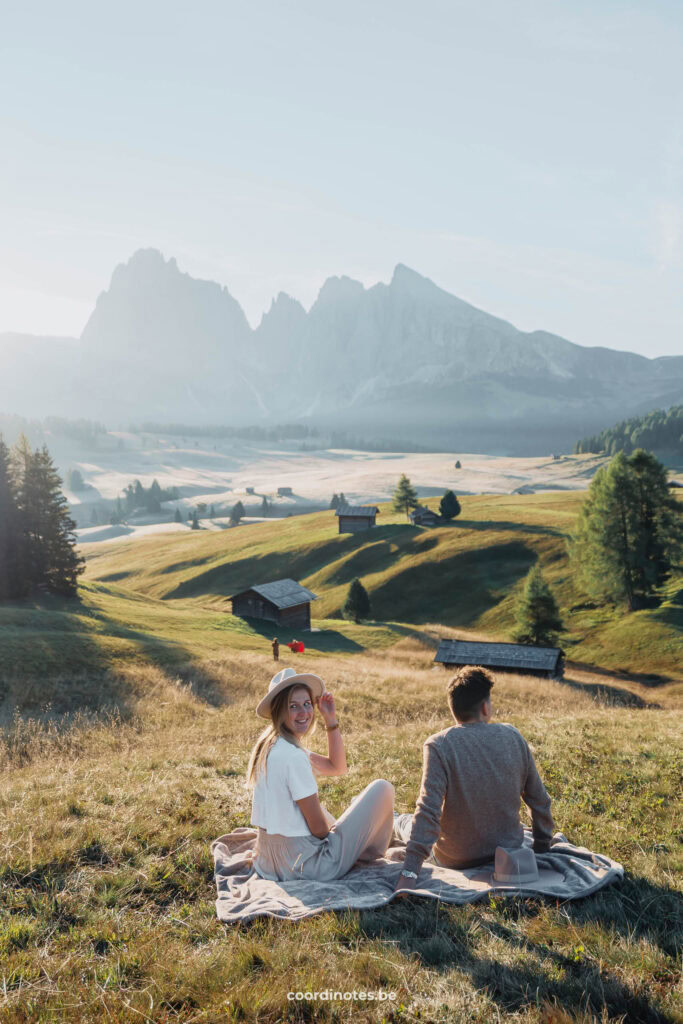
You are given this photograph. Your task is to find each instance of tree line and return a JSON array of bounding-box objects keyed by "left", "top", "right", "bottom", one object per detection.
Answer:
[
  {"left": 0, "top": 412, "right": 106, "bottom": 450},
  {"left": 0, "top": 435, "right": 84, "bottom": 600},
  {"left": 134, "top": 422, "right": 321, "bottom": 441},
  {"left": 575, "top": 405, "right": 682, "bottom": 457}
]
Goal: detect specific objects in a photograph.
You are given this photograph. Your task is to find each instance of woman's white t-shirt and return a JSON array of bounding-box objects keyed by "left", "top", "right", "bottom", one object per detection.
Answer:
[{"left": 250, "top": 736, "right": 318, "bottom": 836}]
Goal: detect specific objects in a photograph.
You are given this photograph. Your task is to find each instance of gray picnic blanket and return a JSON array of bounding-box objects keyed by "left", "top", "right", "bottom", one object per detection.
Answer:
[{"left": 211, "top": 828, "right": 623, "bottom": 923}]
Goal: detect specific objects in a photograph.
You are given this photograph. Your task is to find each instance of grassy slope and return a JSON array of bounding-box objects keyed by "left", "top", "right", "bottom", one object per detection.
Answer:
[
  {"left": 78, "top": 491, "right": 683, "bottom": 679},
  {"left": 1, "top": 495, "right": 682, "bottom": 1022},
  {"left": 1, "top": 643, "right": 681, "bottom": 1023}
]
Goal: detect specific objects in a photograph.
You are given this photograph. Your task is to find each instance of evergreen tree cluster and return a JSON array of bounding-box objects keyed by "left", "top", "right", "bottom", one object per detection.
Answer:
[
  {"left": 0, "top": 413, "right": 106, "bottom": 449},
  {"left": 0, "top": 435, "right": 84, "bottom": 600},
  {"left": 122, "top": 478, "right": 180, "bottom": 515},
  {"left": 135, "top": 422, "right": 320, "bottom": 442},
  {"left": 575, "top": 405, "right": 683, "bottom": 456},
  {"left": 571, "top": 449, "right": 682, "bottom": 610}
]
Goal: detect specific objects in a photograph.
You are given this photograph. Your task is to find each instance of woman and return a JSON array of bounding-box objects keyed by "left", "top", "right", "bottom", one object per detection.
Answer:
[{"left": 247, "top": 667, "right": 394, "bottom": 881}]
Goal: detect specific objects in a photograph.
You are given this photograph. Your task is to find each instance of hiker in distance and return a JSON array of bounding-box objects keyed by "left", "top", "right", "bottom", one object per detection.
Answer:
[
  {"left": 393, "top": 666, "right": 555, "bottom": 892},
  {"left": 248, "top": 667, "right": 395, "bottom": 881}
]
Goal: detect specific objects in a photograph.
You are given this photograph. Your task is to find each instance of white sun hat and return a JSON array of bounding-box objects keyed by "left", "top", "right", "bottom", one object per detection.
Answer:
[
  {"left": 256, "top": 666, "right": 325, "bottom": 719},
  {"left": 492, "top": 846, "right": 540, "bottom": 885}
]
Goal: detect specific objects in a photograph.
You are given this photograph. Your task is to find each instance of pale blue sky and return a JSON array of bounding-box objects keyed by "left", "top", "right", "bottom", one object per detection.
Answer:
[{"left": 1, "top": 0, "right": 682, "bottom": 356}]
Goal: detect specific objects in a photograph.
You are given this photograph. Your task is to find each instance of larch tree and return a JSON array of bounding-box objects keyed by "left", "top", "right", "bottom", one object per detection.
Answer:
[
  {"left": 571, "top": 449, "right": 682, "bottom": 610},
  {"left": 392, "top": 474, "right": 419, "bottom": 518}
]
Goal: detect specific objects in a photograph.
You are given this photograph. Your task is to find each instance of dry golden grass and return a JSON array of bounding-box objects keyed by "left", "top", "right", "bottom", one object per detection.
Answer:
[{"left": 2, "top": 637, "right": 681, "bottom": 1023}]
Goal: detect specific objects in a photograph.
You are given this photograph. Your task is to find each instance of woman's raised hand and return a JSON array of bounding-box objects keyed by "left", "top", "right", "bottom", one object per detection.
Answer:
[{"left": 316, "top": 691, "right": 337, "bottom": 726}]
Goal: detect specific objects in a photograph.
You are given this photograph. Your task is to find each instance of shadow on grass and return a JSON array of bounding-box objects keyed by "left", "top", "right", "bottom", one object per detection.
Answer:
[
  {"left": 0, "top": 591, "right": 231, "bottom": 719},
  {"left": 558, "top": 674, "right": 658, "bottom": 709},
  {"left": 455, "top": 519, "right": 566, "bottom": 538},
  {"left": 370, "top": 541, "right": 536, "bottom": 625},
  {"left": 354, "top": 872, "right": 681, "bottom": 1023},
  {"left": 235, "top": 616, "right": 364, "bottom": 653},
  {"left": 164, "top": 525, "right": 425, "bottom": 601},
  {"left": 164, "top": 533, "right": 377, "bottom": 600},
  {"left": 568, "top": 660, "right": 678, "bottom": 689}
]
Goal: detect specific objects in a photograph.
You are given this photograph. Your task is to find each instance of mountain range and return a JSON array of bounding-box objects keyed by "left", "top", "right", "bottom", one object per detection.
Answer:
[{"left": 1, "top": 248, "right": 682, "bottom": 453}]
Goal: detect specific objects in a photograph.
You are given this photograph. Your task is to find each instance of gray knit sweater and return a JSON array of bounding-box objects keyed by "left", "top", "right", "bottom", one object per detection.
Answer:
[{"left": 402, "top": 721, "right": 554, "bottom": 875}]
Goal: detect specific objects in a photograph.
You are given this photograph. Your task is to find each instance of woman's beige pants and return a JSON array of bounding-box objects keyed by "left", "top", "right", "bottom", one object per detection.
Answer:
[{"left": 254, "top": 779, "right": 395, "bottom": 882}]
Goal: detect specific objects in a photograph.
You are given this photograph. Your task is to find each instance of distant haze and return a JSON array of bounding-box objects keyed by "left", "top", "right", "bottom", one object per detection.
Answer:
[
  {"left": 1, "top": 2, "right": 682, "bottom": 357},
  {"left": 1, "top": 249, "right": 681, "bottom": 454}
]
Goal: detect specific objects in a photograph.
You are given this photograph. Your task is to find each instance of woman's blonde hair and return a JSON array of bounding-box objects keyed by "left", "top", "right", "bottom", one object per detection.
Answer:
[{"left": 246, "top": 683, "right": 315, "bottom": 787}]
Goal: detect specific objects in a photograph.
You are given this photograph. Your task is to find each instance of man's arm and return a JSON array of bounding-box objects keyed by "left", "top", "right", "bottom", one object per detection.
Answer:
[
  {"left": 397, "top": 740, "right": 449, "bottom": 885},
  {"left": 522, "top": 745, "right": 554, "bottom": 853}
]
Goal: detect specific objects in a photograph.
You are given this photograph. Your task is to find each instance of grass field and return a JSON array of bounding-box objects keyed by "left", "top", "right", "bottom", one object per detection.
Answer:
[
  {"left": 1, "top": 642, "right": 681, "bottom": 1023},
  {"left": 77, "top": 491, "right": 682, "bottom": 679},
  {"left": 1, "top": 491, "right": 681, "bottom": 1022}
]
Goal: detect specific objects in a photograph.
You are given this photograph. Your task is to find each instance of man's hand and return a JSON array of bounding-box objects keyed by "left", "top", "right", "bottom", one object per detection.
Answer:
[{"left": 393, "top": 872, "right": 419, "bottom": 895}]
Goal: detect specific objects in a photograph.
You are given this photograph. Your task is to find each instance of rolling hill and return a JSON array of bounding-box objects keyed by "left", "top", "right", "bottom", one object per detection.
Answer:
[{"left": 76, "top": 491, "right": 681, "bottom": 680}]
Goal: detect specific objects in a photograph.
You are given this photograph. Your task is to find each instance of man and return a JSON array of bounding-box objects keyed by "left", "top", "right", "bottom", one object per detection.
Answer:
[
  {"left": 271, "top": 637, "right": 279, "bottom": 662},
  {"left": 393, "top": 666, "right": 554, "bottom": 892}
]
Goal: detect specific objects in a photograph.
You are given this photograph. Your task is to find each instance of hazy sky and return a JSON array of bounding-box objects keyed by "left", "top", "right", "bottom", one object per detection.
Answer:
[{"left": 1, "top": 0, "right": 682, "bottom": 357}]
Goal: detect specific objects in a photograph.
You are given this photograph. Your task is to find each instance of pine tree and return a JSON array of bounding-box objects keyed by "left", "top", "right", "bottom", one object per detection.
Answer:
[
  {"left": 342, "top": 578, "right": 372, "bottom": 624},
  {"left": 147, "top": 478, "right": 162, "bottom": 512},
  {"left": 191, "top": 511, "right": 200, "bottom": 530},
  {"left": 174, "top": 508, "right": 182, "bottom": 523},
  {"left": 455, "top": 460, "right": 461, "bottom": 469},
  {"left": 439, "top": 490, "right": 461, "bottom": 521},
  {"left": 209, "top": 504, "right": 216, "bottom": 518},
  {"left": 392, "top": 474, "right": 419, "bottom": 518},
  {"left": 339, "top": 492, "right": 347, "bottom": 508},
  {"left": 571, "top": 450, "right": 682, "bottom": 610},
  {"left": 0, "top": 436, "right": 24, "bottom": 600},
  {"left": 329, "top": 493, "right": 340, "bottom": 509},
  {"left": 230, "top": 501, "right": 245, "bottom": 526},
  {"left": 513, "top": 565, "right": 564, "bottom": 646},
  {"left": 12, "top": 439, "right": 84, "bottom": 596},
  {"left": 90, "top": 506, "right": 99, "bottom": 526},
  {"left": 67, "top": 468, "right": 85, "bottom": 491},
  {"left": 260, "top": 496, "right": 269, "bottom": 517}
]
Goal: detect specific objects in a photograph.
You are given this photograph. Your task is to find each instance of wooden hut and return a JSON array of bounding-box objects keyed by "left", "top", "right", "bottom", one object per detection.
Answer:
[
  {"left": 409, "top": 504, "right": 440, "bottom": 527},
  {"left": 230, "top": 579, "right": 318, "bottom": 630},
  {"left": 434, "top": 639, "right": 564, "bottom": 679},
  {"left": 335, "top": 504, "right": 379, "bottom": 533},
  {"left": 277, "top": 486, "right": 293, "bottom": 497}
]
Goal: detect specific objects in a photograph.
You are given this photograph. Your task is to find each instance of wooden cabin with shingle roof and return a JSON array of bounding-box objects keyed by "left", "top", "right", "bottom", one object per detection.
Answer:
[
  {"left": 409, "top": 504, "right": 441, "bottom": 527},
  {"left": 229, "top": 578, "right": 318, "bottom": 630},
  {"left": 335, "top": 504, "right": 379, "bottom": 534},
  {"left": 434, "top": 638, "right": 564, "bottom": 679}
]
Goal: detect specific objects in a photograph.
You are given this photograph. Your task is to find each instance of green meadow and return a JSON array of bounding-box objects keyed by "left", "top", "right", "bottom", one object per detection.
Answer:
[{"left": 1, "top": 490, "right": 681, "bottom": 1023}]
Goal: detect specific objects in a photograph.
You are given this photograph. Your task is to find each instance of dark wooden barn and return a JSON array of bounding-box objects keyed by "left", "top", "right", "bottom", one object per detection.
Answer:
[
  {"left": 409, "top": 504, "right": 441, "bottom": 527},
  {"left": 434, "top": 639, "right": 564, "bottom": 679},
  {"left": 230, "top": 579, "right": 318, "bottom": 630},
  {"left": 277, "top": 486, "right": 293, "bottom": 497},
  {"left": 335, "top": 504, "right": 379, "bottom": 534}
]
